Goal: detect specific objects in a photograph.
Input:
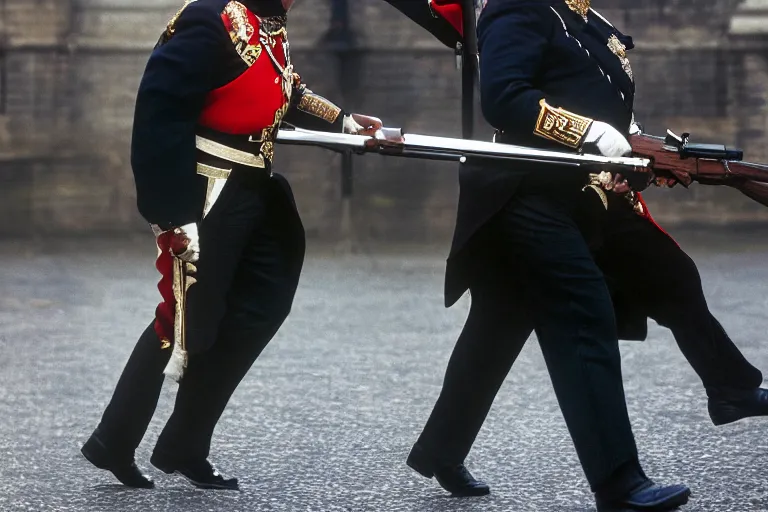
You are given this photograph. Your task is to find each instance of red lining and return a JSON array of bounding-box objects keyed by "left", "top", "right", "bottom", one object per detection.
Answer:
[
  {"left": 153, "top": 232, "right": 176, "bottom": 345},
  {"left": 431, "top": 0, "right": 464, "bottom": 35},
  {"left": 636, "top": 193, "right": 679, "bottom": 247}
]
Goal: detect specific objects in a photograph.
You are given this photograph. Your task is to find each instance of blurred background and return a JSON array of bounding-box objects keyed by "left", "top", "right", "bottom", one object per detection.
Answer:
[{"left": 0, "top": 0, "right": 767, "bottom": 246}]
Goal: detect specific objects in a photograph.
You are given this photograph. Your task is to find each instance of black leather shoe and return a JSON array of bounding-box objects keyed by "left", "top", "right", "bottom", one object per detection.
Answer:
[
  {"left": 406, "top": 443, "right": 490, "bottom": 497},
  {"left": 150, "top": 452, "right": 239, "bottom": 490},
  {"left": 81, "top": 431, "right": 154, "bottom": 489},
  {"left": 596, "top": 481, "right": 691, "bottom": 511},
  {"left": 708, "top": 387, "right": 768, "bottom": 426}
]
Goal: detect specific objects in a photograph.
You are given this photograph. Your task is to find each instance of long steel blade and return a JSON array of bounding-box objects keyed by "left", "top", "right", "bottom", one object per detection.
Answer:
[
  {"left": 276, "top": 127, "right": 651, "bottom": 170},
  {"left": 392, "top": 133, "right": 650, "bottom": 168}
]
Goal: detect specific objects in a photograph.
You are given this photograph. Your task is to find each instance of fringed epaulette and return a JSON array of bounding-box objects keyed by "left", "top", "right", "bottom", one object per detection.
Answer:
[{"left": 222, "top": 1, "right": 267, "bottom": 66}]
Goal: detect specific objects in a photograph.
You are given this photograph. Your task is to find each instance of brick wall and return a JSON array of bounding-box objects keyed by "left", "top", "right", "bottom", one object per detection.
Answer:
[{"left": 1, "top": 0, "right": 767, "bottom": 240}]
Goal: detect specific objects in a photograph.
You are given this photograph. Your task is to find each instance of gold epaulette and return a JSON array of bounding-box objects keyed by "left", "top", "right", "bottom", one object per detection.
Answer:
[
  {"left": 223, "top": 1, "right": 253, "bottom": 44},
  {"left": 165, "top": 0, "right": 197, "bottom": 38},
  {"left": 534, "top": 99, "right": 594, "bottom": 149}
]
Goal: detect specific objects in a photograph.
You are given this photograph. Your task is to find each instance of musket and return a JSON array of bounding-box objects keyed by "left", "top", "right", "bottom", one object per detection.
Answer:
[
  {"left": 630, "top": 130, "right": 768, "bottom": 207},
  {"left": 276, "top": 126, "right": 651, "bottom": 174}
]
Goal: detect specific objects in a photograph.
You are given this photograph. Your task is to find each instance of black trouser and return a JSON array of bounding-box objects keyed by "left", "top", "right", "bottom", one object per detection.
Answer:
[
  {"left": 420, "top": 194, "right": 639, "bottom": 489},
  {"left": 417, "top": 195, "right": 762, "bottom": 480},
  {"left": 95, "top": 168, "right": 305, "bottom": 463},
  {"left": 597, "top": 205, "right": 763, "bottom": 391}
]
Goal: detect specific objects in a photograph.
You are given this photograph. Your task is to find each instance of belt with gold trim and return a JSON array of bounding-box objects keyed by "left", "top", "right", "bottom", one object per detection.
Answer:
[{"left": 195, "top": 126, "right": 270, "bottom": 170}]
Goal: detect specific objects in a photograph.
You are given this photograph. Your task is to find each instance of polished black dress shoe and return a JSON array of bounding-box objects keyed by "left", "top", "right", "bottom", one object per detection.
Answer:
[
  {"left": 150, "top": 452, "right": 239, "bottom": 490},
  {"left": 708, "top": 387, "right": 768, "bottom": 426},
  {"left": 596, "top": 481, "right": 691, "bottom": 511},
  {"left": 81, "top": 431, "right": 154, "bottom": 489},
  {"left": 406, "top": 443, "right": 490, "bottom": 497}
]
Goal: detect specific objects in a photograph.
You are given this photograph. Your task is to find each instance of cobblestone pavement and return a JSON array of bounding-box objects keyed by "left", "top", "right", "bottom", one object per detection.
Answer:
[{"left": 1, "top": 231, "right": 767, "bottom": 512}]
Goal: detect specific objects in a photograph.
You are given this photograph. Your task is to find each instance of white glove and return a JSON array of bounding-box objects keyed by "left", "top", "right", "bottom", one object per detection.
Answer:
[
  {"left": 342, "top": 115, "right": 365, "bottom": 135},
  {"left": 628, "top": 122, "right": 643, "bottom": 135},
  {"left": 172, "top": 223, "right": 200, "bottom": 263},
  {"left": 343, "top": 113, "right": 383, "bottom": 135},
  {"left": 583, "top": 121, "right": 632, "bottom": 158}
]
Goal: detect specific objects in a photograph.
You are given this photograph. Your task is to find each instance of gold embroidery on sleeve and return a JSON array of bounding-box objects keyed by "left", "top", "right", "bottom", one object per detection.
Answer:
[
  {"left": 297, "top": 93, "right": 342, "bottom": 124},
  {"left": 533, "top": 99, "right": 594, "bottom": 149}
]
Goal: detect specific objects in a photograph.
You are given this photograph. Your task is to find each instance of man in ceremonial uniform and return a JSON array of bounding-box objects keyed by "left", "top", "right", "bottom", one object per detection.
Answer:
[
  {"left": 80, "top": 0, "right": 380, "bottom": 490},
  {"left": 393, "top": 0, "right": 768, "bottom": 508}
]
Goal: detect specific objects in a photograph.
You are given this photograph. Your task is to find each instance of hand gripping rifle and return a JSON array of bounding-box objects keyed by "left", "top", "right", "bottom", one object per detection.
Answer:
[{"left": 630, "top": 130, "right": 768, "bottom": 207}]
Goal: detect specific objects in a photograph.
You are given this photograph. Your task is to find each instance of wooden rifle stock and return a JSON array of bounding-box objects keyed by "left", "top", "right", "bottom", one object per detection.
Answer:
[
  {"left": 629, "top": 132, "right": 768, "bottom": 208},
  {"left": 731, "top": 179, "right": 768, "bottom": 208}
]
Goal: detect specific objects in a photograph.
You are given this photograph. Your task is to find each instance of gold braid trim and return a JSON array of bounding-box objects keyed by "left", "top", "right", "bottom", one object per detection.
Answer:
[
  {"left": 582, "top": 172, "right": 646, "bottom": 215},
  {"left": 565, "top": 0, "right": 590, "bottom": 21},
  {"left": 534, "top": 99, "right": 594, "bottom": 149},
  {"left": 625, "top": 191, "right": 645, "bottom": 215},
  {"left": 607, "top": 34, "right": 634, "bottom": 81},
  {"left": 195, "top": 137, "right": 265, "bottom": 168},
  {"left": 297, "top": 92, "right": 342, "bottom": 124},
  {"left": 196, "top": 163, "right": 231, "bottom": 180},
  {"left": 256, "top": 102, "right": 290, "bottom": 163},
  {"left": 583, "top": 171, "right": 613, "bottom": 210},
  {"left": 260, "top": 15, "right": 287, "bottom": 36},
  {"left": 584, "top": 185, "right": 609, "bottom": 209}
]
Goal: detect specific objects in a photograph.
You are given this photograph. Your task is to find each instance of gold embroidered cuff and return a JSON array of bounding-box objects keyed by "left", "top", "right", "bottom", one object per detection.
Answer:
[
  {"left": 298, "top": 92, "right": 342, "bottom": 124},
  {"left": 534, "top": 99, "right": 594, "bottom": 149}
]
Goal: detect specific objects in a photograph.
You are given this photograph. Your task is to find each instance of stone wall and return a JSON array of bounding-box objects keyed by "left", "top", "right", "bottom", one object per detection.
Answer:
[{"left": 0, "top": 0, "right": 767, "bottom": 241}]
